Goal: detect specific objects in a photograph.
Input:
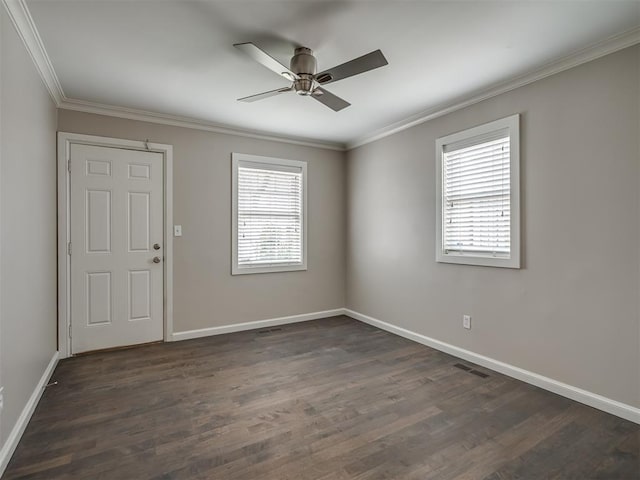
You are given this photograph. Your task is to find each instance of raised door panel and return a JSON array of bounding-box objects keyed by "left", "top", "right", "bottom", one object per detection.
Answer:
[
  {"left": 86, "top": 189, "right": 112, "bottom": 253},
  {"left": 87, "top": 272, "right": 112, "bottom": 325},
  {"left": 129, "top": 270, "right": 151, "bottom": 321},
  {"left": 86, "top": 159, "right": 112, "bottom": 177},
  {"left": 128, "top": 192, "right": 150, "bottom": 252},
  {"left": 128, "top": 163, "right": 150, "bottom": 180}
]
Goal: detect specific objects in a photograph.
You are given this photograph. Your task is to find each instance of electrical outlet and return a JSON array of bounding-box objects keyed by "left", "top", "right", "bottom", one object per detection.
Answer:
[
  {"left": 463, "top": 315, "right": 472, "bottom": 330},
  {"left": 174, "top": 225, "right": 182, "bottom": 237}
]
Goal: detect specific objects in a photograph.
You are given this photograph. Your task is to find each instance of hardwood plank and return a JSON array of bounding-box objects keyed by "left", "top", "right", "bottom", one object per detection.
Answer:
[{"left": 3, "top": 316, "right": 638, "bottom": 479}]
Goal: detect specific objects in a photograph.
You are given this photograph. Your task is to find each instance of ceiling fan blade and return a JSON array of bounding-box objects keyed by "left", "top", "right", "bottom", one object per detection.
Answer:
[
  {"left": 234, "top": 42, "right": 299, "bottom": 81},
  {"left": 238, "top": 87, "right": 293, "bottom": 103},
  {"left": 315, "top": 49, "right": 388, "bottom": 85},
  {"left": 312, "top": 87, "right": 350, "bottom": 112}
]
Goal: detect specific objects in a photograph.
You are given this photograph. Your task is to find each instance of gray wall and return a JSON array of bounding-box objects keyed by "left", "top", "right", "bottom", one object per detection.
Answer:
[
  {"left": 0, "top": 8, "right": 58, "bottom": 444},
  {"left": 57, "top": 111, "right": 346, "bottom": 333},
  {"left": 346, "top": 46, "right": 640, "bottom": 407}
]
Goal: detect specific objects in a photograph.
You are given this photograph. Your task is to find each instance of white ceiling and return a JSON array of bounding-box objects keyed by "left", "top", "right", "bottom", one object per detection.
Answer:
[{"left": 26, "top": 1, "right": 640, "bottom": 146}]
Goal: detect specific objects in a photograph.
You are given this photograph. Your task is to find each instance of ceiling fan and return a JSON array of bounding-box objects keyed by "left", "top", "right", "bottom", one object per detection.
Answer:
[{"left": 234, "top": 42, "right": 388, "bottom": 112}]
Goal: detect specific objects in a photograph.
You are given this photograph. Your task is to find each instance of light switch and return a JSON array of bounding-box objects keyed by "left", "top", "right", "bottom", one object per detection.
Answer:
[{"left": 174, "top": 225, "right": 182, "bottom": 237}]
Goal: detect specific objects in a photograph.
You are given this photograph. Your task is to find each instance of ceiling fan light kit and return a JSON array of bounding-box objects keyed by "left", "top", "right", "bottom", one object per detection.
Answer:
[{"left": 234, "top": 42, "right": 388, "bottom": 111}]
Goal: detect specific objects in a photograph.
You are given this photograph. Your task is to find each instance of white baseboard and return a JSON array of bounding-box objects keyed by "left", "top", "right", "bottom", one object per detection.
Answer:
[
  {"left": 173, "top": 307, "right": 640, "bottom": 423},
  {"left": 345, "top": 309, "right": 640, "bottom": 425},
  {"left": 171, "top": 309, "right": 346, "bottom": 341},
  {"left": 0, "top": 351, "right": 59, "bottom": 477},
  {"left": 1, "top": 308, "right": 634, "bottom": 480}
]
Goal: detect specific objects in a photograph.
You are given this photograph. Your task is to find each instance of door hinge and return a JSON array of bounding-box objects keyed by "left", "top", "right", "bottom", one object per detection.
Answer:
[
  {"left": 67, "top": 242, "right": 72, "bottom": 256},
  {"left": 68, "top": 159, "right": 71, "bottom": 172},
  {"left": 68, "top": 324, "right": 72, "bottom": 339}
]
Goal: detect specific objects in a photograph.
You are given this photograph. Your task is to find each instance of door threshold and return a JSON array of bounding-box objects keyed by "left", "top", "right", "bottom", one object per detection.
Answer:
[{"left": 73, "top": 340, "right": 163, "bottom": 357}]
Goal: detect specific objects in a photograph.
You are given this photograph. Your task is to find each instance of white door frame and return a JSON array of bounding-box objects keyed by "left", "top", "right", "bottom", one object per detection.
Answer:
[{"left": 57, "top": 132, "right": 174, "bottom": 358}]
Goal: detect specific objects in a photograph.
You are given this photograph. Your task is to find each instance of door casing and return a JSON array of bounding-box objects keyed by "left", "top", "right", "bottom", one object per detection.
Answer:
[{"left": 58, "top": 132, "right": 174, "bottom": 358}]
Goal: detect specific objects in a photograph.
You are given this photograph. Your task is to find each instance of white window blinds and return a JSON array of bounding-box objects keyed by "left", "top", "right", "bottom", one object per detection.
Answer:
[
  {"left": 442, "top": 132, "right": 510, "bottom": 256},
  {"left": 237, "top": 162, "right": 303, "bottom": 268}
]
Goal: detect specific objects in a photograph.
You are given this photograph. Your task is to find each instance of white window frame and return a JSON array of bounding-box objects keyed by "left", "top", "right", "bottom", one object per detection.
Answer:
[
  {"left": 232, "top": 153, "right": 308, "bottom": 275},
  {"left": 435, "top": 114, "right": 520, "bottom": 268}
]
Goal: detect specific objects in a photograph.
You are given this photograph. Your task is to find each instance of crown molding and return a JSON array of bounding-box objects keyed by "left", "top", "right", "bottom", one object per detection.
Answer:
[
  {"left": 347, "top": 26, "right": 640, "bottom": 150},
  {"left": 58, "top": 98, "right": 346, "bottom": 151},
  {"left": 3, "top": 0, "right": 345, "bottom": 151},
  {"left": 2, "top": 0, "right": 65, "bottom": 105},
  {"left": 4, "top": 0, "right": 638, "bottom": 153}
]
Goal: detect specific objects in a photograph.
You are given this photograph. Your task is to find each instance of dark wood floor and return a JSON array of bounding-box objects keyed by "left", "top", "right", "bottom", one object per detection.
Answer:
[{"left": 4, "top": 316, "right": 639, "bottom": 479}]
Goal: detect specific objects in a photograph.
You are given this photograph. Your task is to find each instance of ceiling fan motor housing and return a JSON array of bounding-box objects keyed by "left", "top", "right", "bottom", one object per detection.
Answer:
[{"left": 291, "top": 47, "right": 317, "bottom": 95}]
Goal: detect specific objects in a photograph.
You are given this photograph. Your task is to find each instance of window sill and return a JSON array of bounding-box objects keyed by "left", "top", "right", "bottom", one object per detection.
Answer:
[
  {"left": 436, "top": 252, "right": 520, "bottom": 269},
  {"left": 232, "top": 263, "right": 307, "bottom": 275}
]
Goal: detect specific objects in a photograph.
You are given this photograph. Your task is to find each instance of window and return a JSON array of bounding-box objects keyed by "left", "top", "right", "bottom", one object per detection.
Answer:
[
  {"left": 435, "top": 114, "right": 520, "bottom": 268},
  {"left": 232, "top": 153, "right": 307, "bottom": 274}
]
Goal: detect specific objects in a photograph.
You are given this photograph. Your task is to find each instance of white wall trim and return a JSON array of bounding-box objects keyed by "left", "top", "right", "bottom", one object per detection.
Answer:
[
  {"left": 346, "top": 26, "right": 640, "bottom": 149},
  {"left": 0, "top": 351, "right": 59, "bottom": 477},
  {"left": 231, "top": 153, "right": 308, "bottom": 275},
  {"left": 58, "top": 99, "right": 346, "bottom": 152},
  {"left": 172, "top": 309, "right": 345, "bottom": 341},
  {"left": 56, "top": 25, "right": 640, "bottom": 152},
  {"left": 57, "top": 132, "right": 174, "bottom": 358},
  {"left": 1, "top": 1, "right": 345, "bottom": 152},
  {"left": 435, "top": 114, "right": 520, "bottom": 269},
  {"left": 344, "top": 309, "right": 640, "bottom": 425},
  {"left": 6, "top": 0, "right": 638, "bottom": 153},
  {"left": 1, "top": 0, "right": 64, "bottom": 105}
]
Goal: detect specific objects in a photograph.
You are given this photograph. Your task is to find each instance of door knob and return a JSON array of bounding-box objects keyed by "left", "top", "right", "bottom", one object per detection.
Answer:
[
  {"left": 153, "top": 243, "right": 161, "bottom": 250},
  {"left": 152, "top": 256, "right": 161, "bottom": 264}
]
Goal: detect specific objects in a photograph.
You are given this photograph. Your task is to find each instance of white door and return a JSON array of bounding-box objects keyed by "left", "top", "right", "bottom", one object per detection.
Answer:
[{"left": 70, "top": 144, "right": 164, "bottom": 354}]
